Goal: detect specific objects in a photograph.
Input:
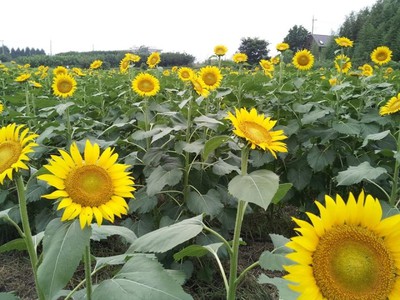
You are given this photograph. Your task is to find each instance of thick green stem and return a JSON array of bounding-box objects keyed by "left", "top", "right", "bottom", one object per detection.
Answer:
[
  {"left": 65, "top": 105, "right": 72, "bottom": 145},
  {"left": 84, "top": 243, "right": 92, "bottom": 300},
  {"left": 183, "top": 97, "right": 193, "bottom": 203},
  {"left": 390, "top": 129, "right": 400, "bottom": 206},
  {"left": 226, "top": 147, "right": 250, "bottom": 300},
  {"left": 16, "top": 175, "right": 44, "bottom": 300},
  {"left": 143, "top": 98, "right": 151, "bottom": 150}
]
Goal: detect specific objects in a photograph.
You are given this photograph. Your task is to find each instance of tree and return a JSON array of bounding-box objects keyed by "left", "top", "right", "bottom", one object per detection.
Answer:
[
  {"left": 283, "top": 25, "right": 310, "bottom": 52},
  {"left": 238, "top": 37, "right": 269, "bottom": 65}
]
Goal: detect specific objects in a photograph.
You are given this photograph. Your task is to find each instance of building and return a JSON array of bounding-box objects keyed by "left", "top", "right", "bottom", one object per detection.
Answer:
[{"left": 305, "top": 34, "right": 333, "bottom": 60}]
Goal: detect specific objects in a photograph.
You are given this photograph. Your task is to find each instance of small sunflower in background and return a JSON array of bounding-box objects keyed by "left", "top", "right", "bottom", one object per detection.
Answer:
[
  {"left": 147, "top": 52, "right": 161, "bottom": 68},
  {"left": 178, "top": 67, "right": 194, "bottom": 81},
  {"left": 380, "top": 92, "right": 400, "bottom": 116},
  {"left": 334, "top": 54, "right": 352, "bottom": 74},
  {"left": 53, "top": 66, "right": 68, "bottom": 76},
  {"left": 292, "top": 49, "right": 314, "bottom": 71},
  {"left": 0, "top": 123, "right": 38, "bottom": 184},
  {"left": 276, "top": 42, "right": 289, "bottom": 52},
  {"left": 38, "top": 140, "right": 136, "bottom": 229},
  {"left": 89, "top": 60, "right": 103, "bottom": 70},
  {"left": 232, "top": 53, "right": 248, "bottom": 64},
  {"left": 284, "top": 191, "right": 400, "bottom": 300},
  {"left": 335, "top": 36, "right": 354, "bottom": 47},
  {"left": 52, "top": 73, "right": 77, "bottom": 98},
  {"left": 371, "top": 46, "right": 392, "bottom": 65},
  {"left": 198, "top": 66, "right": 222, "bottom": 91},
  {"left": 214, "top": 45, "right": 228, "bottom": 57},
  {"left": 226, "top": 107, "right": 287, "bottom": 158},
  {"left": 131, "top": 73, "right": 160, "bottom": 97},
  {"left": 14, "top": 73, "right": 31, "bottom": 83}
]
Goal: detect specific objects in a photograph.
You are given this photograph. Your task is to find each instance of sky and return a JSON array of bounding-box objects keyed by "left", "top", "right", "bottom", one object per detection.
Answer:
[{"left": 1, "top": 0, "right": 378, "bottom": 62}]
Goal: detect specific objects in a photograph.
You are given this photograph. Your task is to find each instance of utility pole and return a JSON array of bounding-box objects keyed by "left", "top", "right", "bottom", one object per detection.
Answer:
[
  {"left": 50, "top": 40, "right": 53, "bottom": 56},
  {"left": 312, "top": 16, "right": 317, "bottom": 35}
]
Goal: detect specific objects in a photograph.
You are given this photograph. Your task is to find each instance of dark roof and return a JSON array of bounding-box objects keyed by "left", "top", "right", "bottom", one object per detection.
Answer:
[{"left": 310, "top": 34, "right": 332, "bottom": 47}]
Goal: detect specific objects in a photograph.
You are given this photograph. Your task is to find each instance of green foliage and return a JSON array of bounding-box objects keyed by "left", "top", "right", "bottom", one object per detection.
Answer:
[
  {"left": 283, "top": 25, "right": 310, "bottom": 52},
  {"left": 238, "top": 37, "right": 270, "bottom": 65}
]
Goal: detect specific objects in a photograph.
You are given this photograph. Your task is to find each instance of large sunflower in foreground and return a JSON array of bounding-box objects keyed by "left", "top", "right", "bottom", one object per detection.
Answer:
[
  {"left": 38, "top": 140, "right": 136, "bottom": 229},
  {"left": 198, "top": 66, "right": 222, "bottom": 91},
  {"left": 293, "top": 49, "right": 314, "bottom": 71},
  {"left": 284, "top": 191, "right": 400, "bottom": 300},
  {"left": 131, "top": 73, "right": 160, "bottom": 97},
  {"left": 52, "top": 73, "right": 77, "bottom": 98},
  {"left": 380, "top": 93, "right": 400, "bottom": 116},
  {"left": 371, "top": 46, "right": 392, "bottom": 65},
  {"left": 226, "top": 107, "right": 287, "bottom": 158},
  {"left": 0, "top": 124, "right": 38, "bottom": 184}
]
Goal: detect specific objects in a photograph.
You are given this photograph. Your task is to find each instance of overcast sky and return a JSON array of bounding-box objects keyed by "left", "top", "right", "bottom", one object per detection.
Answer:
[{"left": 1, "top": 0, "right": 377, "bottom": 62}]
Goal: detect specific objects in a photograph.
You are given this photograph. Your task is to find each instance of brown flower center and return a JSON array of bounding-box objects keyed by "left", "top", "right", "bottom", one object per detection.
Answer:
[
  {"left": 57, "top": 79, "right": 73, "bottom": 93},
  {"left": 138, "top": 79, "right": 154, "bottom": 92},
  {"left": 241, "top": 121, "right": 272, "bottom": 144},
  {"left": 0, "top": 141, "right": 22, "bottom": 173}
]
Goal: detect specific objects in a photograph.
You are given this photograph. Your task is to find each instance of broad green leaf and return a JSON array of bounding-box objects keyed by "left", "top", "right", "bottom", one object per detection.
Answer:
[
  {"left": 301, "top": 109, "right": 330, "bottom": 125},
  {"left": 95, "top": 254, "right": 133, "bottom": 270},
  {"left": 332, "top": 121, "right": 361, "bottom": 136},
  {"left": 38, "top": 219, "right": 91, "bottom": 300},
  {"left": 306, "top": 146, "right": 336, "bottom": 172},
  {"left": 55, "top": 101, "right": 74, "bottom": 115},
  {"left": 131, "top": 128, "right": 162, "bottom": 140},
  {"left": 292, "top": 102, "right": 313, "bottom": 113},
  {"left": 202, "top": 135, "right": 231, "bottom": 161},
  {"left": 146, "top": 166, "right": 183, "bottom": 196},
  {"left": 173, "top": 245, "right": 209, "bottom": 261},
  {"left": 92, "top": 254, "right": 193, "bottom": 300},
  {"left": 0, "top": 292, "right": 21, "bottom": 300},
  {"left": 258, "top": 274, "right": 299, "bottom": 300},
  {"left": 287, "top": 166, "right": 312, "bottom": 191},
  {"left": 0, "top": 207, "right": 12, "bottom": 219},
  {"left": 33, "top": 231, "right": 45, "bottom": 252},
  {"left": 129, "top": 188, "right": 158, "bottom": 214},
  {"left": 0, "top": 238, "right": 26, "bottom": 253},
  {"left": 127, "top": 215, "right": 204, "bottom": 253},
  {"left": 259, "top": 250, "right": 293, "bottom": 271},
  {"left": 183, "top": 140, "right": 204, "bottom": 155},
  {"left": 212, "top": 158, "right": 240, "bottom": 175},
  {"left": 228, "top": 170, "right": 279, "bottom": 210},
  {"left": 91, "top": 224, "right": 137, "bottom": 244},
  {"left": 271, "top": 183, "right": 292, "bottom": 204},
  {"left": 362, "top": 130, "right": 390, "bottom": 147},
  {"left": 336, "top": 161, "right": 387, "bottom": 186},
  {"left": 193, "top": 115, "right": 223, "bottom": 130},
  {"left": 187, "top": 189, "right": 224, "bottom": 219},
  {"left": 269, "top": 234, "right": 292, "bottom": 254}
]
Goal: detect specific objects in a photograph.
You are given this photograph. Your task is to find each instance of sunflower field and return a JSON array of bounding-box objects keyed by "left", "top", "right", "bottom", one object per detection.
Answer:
[{"left": 1, "top": 40, "right": 400, "bottom": 300}]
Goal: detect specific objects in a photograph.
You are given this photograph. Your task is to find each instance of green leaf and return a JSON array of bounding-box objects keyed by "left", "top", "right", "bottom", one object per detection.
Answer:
[
  {"left": 306, "top": 146, "right": 336, "bottom": 172},
  {"left": 212, "top": 158, "right": 240, "bottom": 175},
  {"left": 332, "top": 121, "right": 361, "bottom": 136},
  {"left": 258, "top": 274, "right": 299, "bottom": 300},
  {"left": 202, "top": 135, "right": 231, "bottom": 161},
  {"left": 0, "top": 238, "right": 26, "bottom": 253},
  {"left": 269, "top": 234, "right": 292, "bottom": 254},
  {"left": 183, "top": 140, "right": 204, "bottom": 155},
  {"left": 54, "top": 101, "right": 74, "bottom": 115},
  {"left": 0, "top": 207, "right": 13, "bottom": 220},
  {"left": 37, "top": 219, "right": 91, "bottom": 300},
  {"left": 193, "top": 115, "right": 223, "bottom": 129},
  {"left": 94, "top": 254, "right": 132, "bottom": 270},
  {"left": 301, "top": 109, "right": 330, "bottom": 125},
  {"left": 336, "top": 161, "right": 387, "bottom": 186},
  {"left": 228, "top": 170, "right": 279, "bottom": 210},
  {"left": 0, "top": 292, "right": 21, "bottom": 300},
  {"left": 287, "top": 165, "right": 312, "bottom": 191},
  {"left": 173, "top": 245, "right": 209, "bottom": 261},
  {"left": 92, "top": 254, "right": 193, "bottom": 300},
  {"left": 91, "top": 224, "right": 137, "bottom": 244},
  {"left": 271, "top": 183, "right": 292, "bottom": 204},
  {"left": 129, "top": 188, "right": 158, "bottom": 214},
  {"left": 362, "top": 130, "right": 390, "bottom": 147},
  {"left": 259, "top": 250, "right": 293, "bottom": 271},
  {"left": 187, "top": 189, "right": 224, "bottom": 219},
  {"left": 127, "top": 215, "right": 204, "bottom": 253},
  {"left": 146, "top": 166, "right": 183, "bottom": 196}
]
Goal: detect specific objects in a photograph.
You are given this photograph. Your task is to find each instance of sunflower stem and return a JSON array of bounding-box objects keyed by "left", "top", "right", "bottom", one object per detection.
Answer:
[
  {"left": 143, "top": 98, "right": 151, "bottom": 150},
  {"left": 389, "top": 128, "right": 400, "bottom": 206},
  {"left": 83, "top": 243, "right": 93, "bottom": 300},
  {"left": 65, "top": 105, "right": 72, "bottom": 145},
  {"left": 15, "top": 175, "right": 44, "bottom": 300},
  {"left": 183, "top": 96, "right": 193, "bottom": 203},
  {"left": 227, "top": 147, "right": 250, "bottom": 300}
]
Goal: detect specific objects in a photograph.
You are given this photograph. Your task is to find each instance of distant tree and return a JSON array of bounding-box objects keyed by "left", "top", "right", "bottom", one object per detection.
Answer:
[
  {"left": 238, "top": 37, "right": 269, "bottom": 65},
  {"left": 283, "top": 25, "right": 310, "bottom": 52}
]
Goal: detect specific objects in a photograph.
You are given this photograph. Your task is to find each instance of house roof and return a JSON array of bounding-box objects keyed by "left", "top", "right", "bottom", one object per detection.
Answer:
[{"left": 310, "top": 34, "right": 332, "bottom": 47}]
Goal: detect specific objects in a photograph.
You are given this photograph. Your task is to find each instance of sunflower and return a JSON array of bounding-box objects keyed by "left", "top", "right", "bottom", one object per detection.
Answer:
[
  {"left": 0, "top": 103, "right": 3, "bottom": 114},
  {"left": 53, "top": 66, "right": 68, "bottom": 76},
  {"left": 124, "top": 53, "right": 141, "bottom": 63},
  {"left": 259, "top": 59, "right": 275, "bottom": 73},
  {"left": 214, "top": 45, "right": 228, "bottom": 56},
  {"left": 232, "top": 53, "right": 248, "bottom": 64},
  {"left": 329, "top": 77, "right": 338, "bottom": 86},
  {"left": 147, "top": 52, "right": 161, "bottom": 68},
  {"left": 0, "top": 124, "right": 38, "bottom": 184},
  {"left": 335, "top": 36, "right": 354, "bottom": 47},
  {"left": 131, "top": 73, "right": 160, "bottom": 97},
  {"left": 29, "top": 81, "right": 42, "bottom": 88},
  {"left": 293, "top": 49, "right": 314, "bottom": 71},
  {"left": 334, "top": 54, "right": 352, "bottom": 74},
  {"left": 371, "top": 46, "right": 392, "bottom": 65},
  {"left": 226, "top": 107, "right": 287, "bottom": 158},
  {"left": 38, "top": 140, "right": 136, "bottom": 229},
  {"left": 52, "top": 73, "right": 77, "bottom": 98},
  {"left": 190, "top": 76, "right": 210, "bottom": 98},
  {"left": 198, "top": 66, "right": 222, "bottom": 91},
  {"left": 380, "top": 93, "right": 400, "bottom": 116},
  {"left": 359, "top": 63, "right": 373, "bottom": 76},
  {"left": 276, "top": 42, "right": 289, "bottom": 51},
  {"left": 284, "top": 191, "right": 400, "bottom": 300},
  {"left": 271, "top": 56, "right": 280, "bottom": 65},
  {"left": 119, "top": 57, "right": 130, "bottom": 74},
  {"left": 90, "top": 60, "right": 103, "bottom": 70},
  {"left": 178, "top": 67, "right": 194, "bottom": 81},
  {"left": 15, "top": 73, "right": 31, "bottom": 82}
]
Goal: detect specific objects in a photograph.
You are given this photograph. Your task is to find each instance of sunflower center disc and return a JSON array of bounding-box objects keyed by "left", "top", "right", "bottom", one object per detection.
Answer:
[
  {"left": 312, "top": 224, "right": 396, "bottom": 300},
  {"left": 298, "top": 55, "right": 309, "bottom": 66},
  {"left": 203, "top": 73, "right": 216, "bottom": 85},
  {"left": 65, "top": 165, "right": 114, "bottom": 207},
  {"left": 242, "top": 122, "right": 272, "bottom": 144},
  {"left": 58, "top": 80, "right": 72, "bottom": 93},
  {"left": 377, "top": 53, "right": 387, "bottom": 61},
  {"left": 0, "top": 141, "right": 21, "bottom": 173},
  {"left": 139, "top": 79, "right": 154, "bottom": 92}
]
